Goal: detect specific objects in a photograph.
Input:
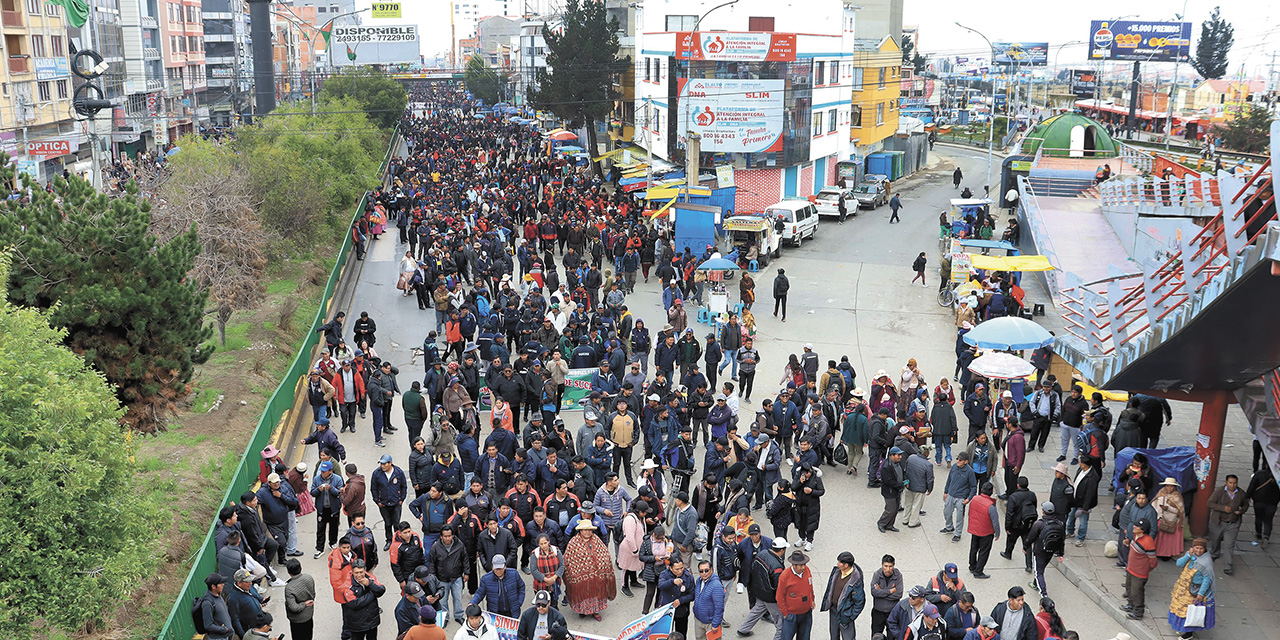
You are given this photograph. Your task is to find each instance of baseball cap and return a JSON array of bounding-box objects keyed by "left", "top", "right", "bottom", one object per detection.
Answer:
[
  {"left": 233, "top": 568, "right": 253, "bottom": 583},
  {"left": 318, "top": 461, "right": 333, "bottom": 472},
  {"left": 772, "top": 538, "right": 789, "bottom": 549},
  {"left": 980, "top": 616, "right": 999, "bottom": 629},
  {"left": 404, "top": 581, "right": 425, "bottom": 598},
  {"left": 923, "top": 603, "right": 941, "bottom": 620},
  {"left": 888, "top": 446, "right": 904, "bottom": 455},
  {"left": 722, "top": 525, "right": 737, "bottom": 536},
  {"left": 378, "top": 454, "right": 393, "bottom": 464},
  {"left": 943, "top": 563, "right": 958, "bottom": 579},
  {"left": 492, "top": 555, "right": 507, "bottom": 569},
  {"left": 205, "top": 572, "right": 226, "bottom": 586},
  {"left": 534, "top": 590, "right": 552, "bottom": 605},
  {"left": 748, "top": 524, "right": 761, "bottom": 534},
  {"left": 909, "top": 585, "right": 927, "bottom": 598},
  {"left": 266, "top": 473, "right": 281, "bottom": 484}
]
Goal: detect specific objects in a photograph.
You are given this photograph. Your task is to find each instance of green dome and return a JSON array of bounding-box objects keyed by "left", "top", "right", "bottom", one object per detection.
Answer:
[{"left": 1022, "top": 113, "right": 1118, "bottom": 158}]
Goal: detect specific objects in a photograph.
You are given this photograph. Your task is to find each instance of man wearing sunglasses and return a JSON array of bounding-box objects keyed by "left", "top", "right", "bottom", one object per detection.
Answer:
[
  {"left": 693, "top": 560, "right": 727, "bottom": 640},
  {"left": 516, "top": 590, "right": 566, "bottom": 640}
]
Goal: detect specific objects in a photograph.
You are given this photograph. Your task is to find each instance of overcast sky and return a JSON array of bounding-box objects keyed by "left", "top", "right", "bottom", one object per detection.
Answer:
[{"left": 370, "top": 0, "right": 1278, "bottom": 79}]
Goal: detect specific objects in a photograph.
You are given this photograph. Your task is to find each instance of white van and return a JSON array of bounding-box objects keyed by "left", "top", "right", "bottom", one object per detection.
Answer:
[{"left": 765, "top": 199, "right": 820, "bottom": 246}]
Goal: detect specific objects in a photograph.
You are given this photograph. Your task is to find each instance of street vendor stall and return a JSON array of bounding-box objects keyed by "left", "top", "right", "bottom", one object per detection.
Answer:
[{"left": 721, "top": 215, "right": 780, "bottom": 268}]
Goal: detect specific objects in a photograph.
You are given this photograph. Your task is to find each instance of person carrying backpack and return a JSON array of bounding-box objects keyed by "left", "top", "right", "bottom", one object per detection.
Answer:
[
  {"left": 1075, "top": 415, "right": 1110, "bottom": 471},
  {"left": 1027, "top": 502, "right": 1065, "bottom": 597},
  {"left": 193, "top": 572, "right": 234, "bottom": 640}
]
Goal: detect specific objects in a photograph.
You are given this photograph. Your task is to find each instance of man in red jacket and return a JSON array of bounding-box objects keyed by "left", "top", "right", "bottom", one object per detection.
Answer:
[
  {"left": 967, "top": 482, "right": 1000, "bottom": 579},
  {"left": 776, "top": 549, "right": 815, "bottom": 640}
]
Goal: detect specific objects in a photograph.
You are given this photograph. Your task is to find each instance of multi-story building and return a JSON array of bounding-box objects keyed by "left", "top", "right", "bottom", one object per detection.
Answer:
[
  {"left": 0, "top": 0, "right": 78, "bottom": 181},
  {"left": 514, "top": 17, "right": 552, "bottom": 104},
  {"left": 452, "top": 0, "right": 513, "bottom": 64},
  {"left": 849, "top": 35, "right": 901, "bottom": 158},
  {"left": 201, "top": 0, "right": 251, "bottom": 125},
  {"left": 605, "top": 0, "right": 635, "bottom": 147},
  {"left": 633, "top": 0, "right": 858, "bottom": 212},
  {"left": 116, "top": 0, "right": 167, "bottom": 154},
  {"left": 160, "top": 0, "right": 207, "bottom": 140},
  {"left": 476, "top": 15, "right": 520, "bottom": 68}
]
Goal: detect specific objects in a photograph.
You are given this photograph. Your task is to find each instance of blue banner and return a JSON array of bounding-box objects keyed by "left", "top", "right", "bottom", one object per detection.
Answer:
[{"left": 486, "top": 603, "right": 675, "bottom": 640}]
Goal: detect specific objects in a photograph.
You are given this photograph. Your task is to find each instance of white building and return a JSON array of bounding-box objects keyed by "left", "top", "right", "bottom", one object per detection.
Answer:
[{"left": 633, "top": 0, "right": 859, "bottom": 213}]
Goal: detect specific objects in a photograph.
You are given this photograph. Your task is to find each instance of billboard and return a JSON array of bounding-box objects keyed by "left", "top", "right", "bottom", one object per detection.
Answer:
[
  {"left": 331, "top": 24, "right": 421, "bottom": 65},
  {"left": 676, "top": 31, "right": 797, "bottom": 62},
  {"left": 1071, "top": 69, "right": 1098, "bottom": 99},
  {"left": 992, "top": 42, "right": 1048, "bottom": 66},
  {"left": 34, "top": 57, "right": 69, "bottom": 80},
  {"left": 1088, "top": 20, "right": 1191, "bottom": 62},
  {"left": 678, "top": 78, "right": 785, "bottom": 153},
  {"left": 370, "top": 1, "right": 401, "bottom": 18}
]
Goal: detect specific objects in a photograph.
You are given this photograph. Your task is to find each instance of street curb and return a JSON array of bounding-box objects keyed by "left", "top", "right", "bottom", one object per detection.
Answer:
[{"left": 1055, "top": 556, "right": 1166, "bottom": 640}]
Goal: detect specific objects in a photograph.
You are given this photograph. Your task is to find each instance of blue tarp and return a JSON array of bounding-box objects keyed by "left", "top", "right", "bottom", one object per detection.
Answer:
[
  {"left": 1113, "top": 446, "right": 1198, "bottom": 494},
  {"left": 958, "top": 239, "right": 1017, "bottom": 252}
]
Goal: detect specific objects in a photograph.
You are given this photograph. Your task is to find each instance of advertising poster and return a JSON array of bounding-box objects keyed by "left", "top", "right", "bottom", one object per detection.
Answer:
[
  {"left": 676, "top": 31, "right": 796, "bottom": 62},
  {"left": 371, "top": 1, "right": 401, "bottom": 18},
  {"left": 332, "top": 24, "right": 421, "bottom": 65},
  {"left": 991, "top": 42, "right": 1048, "bottom": 66},
  {"left": 1088, "top": 20, "right": 1191, "bottom": 62},
  {"left": 479, "top": 369, "right": 595, "bottom": 411},
  {"left": 1071, "top": 69, "right": 1098, "bottom": 99},
  {"left": 678, "top": 78, "right": 785, "bottom": 153}
]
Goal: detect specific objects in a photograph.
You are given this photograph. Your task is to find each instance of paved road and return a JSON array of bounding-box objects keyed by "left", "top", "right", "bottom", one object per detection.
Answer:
[{"left": 256, "top": 146, "right": 1126, "bottom": 640}]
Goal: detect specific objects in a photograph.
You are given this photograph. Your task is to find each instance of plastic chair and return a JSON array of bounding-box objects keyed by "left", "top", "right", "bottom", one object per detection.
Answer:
[
  {"left": 732, "top": 303, "right": 744, "bottom": 317},
  {"left": 697, "top": 307, "right": 711, "bottom": 325},
  {"left": 748, "top": 259, "right": 760, "bottom": 272}
]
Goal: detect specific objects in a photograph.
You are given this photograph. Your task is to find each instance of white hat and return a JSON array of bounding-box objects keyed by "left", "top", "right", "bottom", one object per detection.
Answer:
[
  {"left": 641, "top": 459, "right": 660, "bottom": 470},
  {"left": 648, "top": 394, "right": 661, "bottom": 402},
  {"left": 876, "top": 369, "right": 887, "bottom": 378},
  {"left": 804, "top": 343, "right": 813, "bottom": 350},
  {"left": 295, "top": 461, "right": 308, "bottom": 473},
  {"left": 1001, "top": 390, "right": 1013, "bottom": 398},
  {"left": 772, "top": 538, "right": 789, "bottom": 549}
]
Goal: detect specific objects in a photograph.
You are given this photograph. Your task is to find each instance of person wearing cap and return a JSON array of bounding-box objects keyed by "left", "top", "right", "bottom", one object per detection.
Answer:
[
  {"left": 309, "top": 460, "right": 346, "bottom": 558},
  {"left": 334, "top": 357, "right": 367, "bottom": 434},
  {"left": 198, "top": 573, "right": 234, "bottom": 640},
  {"left": 923, "top": 562, "right": 965, "bottom": 618},
  {"left": 257, "top": 471, "right": 300, "bottom": 565},
  {"left": 819, "top": 551, "right": 865, "bottom": 640},
  {"left": 372, "top": 454, "right": 409, "bottom": 551},
  {"left": 676, "top": 330, "right": 702, "bottom": 382},
  {"left": 965, "top": 615, "right": 1000, "bottom": 640},
  {"left": 471, "top": 551, "right": 526, "bottom": 618},
  {"left": 1047, "top": 462, "right": 1074, "bottom": 523},
  {"left": 737, "top": 534, "right": 787, "bottom": 639},
  {"left": 989, "top": 586, "right": 1036, "bottom": 640},
  {"left": 906, "top": 603, "right": 947, "bottom": 640},
  {"left": 1121, "top": 517, "right": 1158, "bottom": 620},
  {"left": 1116, "top": 486, "right": 1156, "bottom": 570},
  {"left": 885, "top": 584, "right": 929, "bottom": 640},
  {"left": 962, "top": 384, "right": 991, "bottom": 443},
  {"left": 940, "top": 451, "right": 976, "bottom": 541},
  {"left": 300, "top": 417, "right": 348, "bottom": 464},
  {"left": 876, "top": 447, "right": 906, "bottom": 533},
  {"left": 748, "top": 432, "right": 783, "bottom": 510},
  {"left": 306, "top": 368, "right": 337, "bottom": 425},
  {"left": 1026, "top": 380, "right": 1060, "bottom": 457},
  {"left": 966, "top": 482, "right": 1001, "bottom": 578},
  {"left": 338, "top": 559, "right": 387, "bottom": 640},
  {"left": 227, "top": 568, "right": 267, "bottom": 639},
  {"left": 518, "top": 589, "right": 569, "bottom": 639},
  {"left": 397, "top": 579, "right": 428, "bottom": 635},
  {"left": 839, "top": 391, "right": 871, "bottom": 477},
  {"left": 1025, "top": 502, "right": 1065, "bottom": 596},
  {"left": 366, "top": 359, "right": 402, "bottom": 448}
]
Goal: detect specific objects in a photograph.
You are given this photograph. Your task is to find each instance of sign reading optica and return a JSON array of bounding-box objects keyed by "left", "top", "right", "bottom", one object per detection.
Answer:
[
  {"left": 992, "top": 42, "right": 1048, "bottom": 66},
  {"left": 1088, "top": 20, "right": 1191, "bottom": 62},
  {"left": 678, "top": 78, "right": 785, "bottom": 153},
  {"left": 676, "top": 31, "right": 796, "bottom": 62},
  {"left": 370, "top": 2, "right": 401, "bottom": 18}
]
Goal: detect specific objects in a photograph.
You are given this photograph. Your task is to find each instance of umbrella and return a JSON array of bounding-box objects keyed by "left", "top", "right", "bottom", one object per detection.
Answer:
[
  {"left": 166, "top": 147, "right": 181, "bottom": 156},
  {"left": 962, "top": 316, "right": 1054, "bottom": 350},
  {"left": 548, "top": 130, "right": 578, "bottom": 141},
  {"left": 968, "top": 352, "right": 1035, "bottom": 380},
  {"left": 696, "top": 257, "right": 739, "bottom": 271}
]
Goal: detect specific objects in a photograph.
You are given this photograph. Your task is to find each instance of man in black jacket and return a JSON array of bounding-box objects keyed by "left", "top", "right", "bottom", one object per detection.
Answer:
[
  {"left": 736, "top": 537, "right": 787, "bottom": 638},
  {"left": 773, "top": 269, "right": 790, "bottom": 322},
  {"left": 1066, "top": 459, "right": 1101, "bottom": 547},
  {"left": 340, "top": 560, "right": 387, "bottom": 640},
  {"left": 1000, "top": 477, "right": 1038, "bottom": 571},
  {"left": 428, "top": 526, "right": 470, "bottom": 624},
  {"left": 989, "top": 586, "right": 1037, "bottom": 640},
  {"left": 391, "top": 522, "right": 426, "bottom": 588},
  {"left": 237, "top": 492, "right": 284, "bottom": 585},
  {"left": 878, "top": 447, "right": 906, "bottom": 533},
  {"left": 517, "top": 590, "right": 567, "bottom": 640}
]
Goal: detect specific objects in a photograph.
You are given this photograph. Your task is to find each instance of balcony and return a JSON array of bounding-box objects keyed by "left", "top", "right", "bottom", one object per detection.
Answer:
[
  {"left": 141, "top": 15, "right": 159, "bottom": 28},
  {"left": 2, "top": 10, "right": 21, "bottom": 29},
  {"left": 144, "top": 47, "right": 162, "bottom": 60},
  {"left": 7, "top": 55, "right": 29, "bottom": 74},
  {"left": 147, "top": 77, "right": 165, "bottom": 91}
]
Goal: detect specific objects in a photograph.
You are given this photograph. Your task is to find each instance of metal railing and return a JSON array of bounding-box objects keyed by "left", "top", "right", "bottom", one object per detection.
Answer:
[
  {"left": 1097, "top": 174, "right": 1221, "bottom": 209},
  {"left": 155, "top": 125, "right": 402, "bottom": 640},
  {"left": 1118, "top": 141, "right": 1154, "bottom": 174}
]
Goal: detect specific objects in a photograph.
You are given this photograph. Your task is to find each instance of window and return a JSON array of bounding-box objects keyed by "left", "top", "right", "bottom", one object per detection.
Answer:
[
  {"left": 644, "top": 57, "right": 650, "bottom": 82},
  {"left": 830, "top": 61, "right": 839, "bottom": 84},
  {"left": 654, "top": 110, "right": 661, "bottom": 133},
  {"left": 850, "top": 105, "right": 861, "bottom": 127},
  {"left": 665, "top": 15, "right": 696, "bottom": 31},
  {"left": 30, "top": 35, "right": 45, "bottom": 57},
  {"left": 25, "top": 0, "right": 40, "bottom": 14},
  {"left": 50, "top": 35, "right": 62, "bottom": 55},
  {"left": 748, "top": 16, "right": 774, "bottom": 31},
  {"left": 37, "top": 81, "right": 51, "bottom": 102},
  {"left": 189, "top": 35, "right": 200, "bottom": 51},
  {"left": 1, "top": 83, "right": 8, "bottom": 96},
  {"left": 828, "top": 108, "right": 837, "bottom": 133},
  {"left": 878, "top": 68, "right": 885, "bottom": 88},
  {"left": 814, "top": 61, "right": 825, "bottom": 85},
  {"left": 876, "top": 103, "right": 885, "bottom": 125},
  {"left": 45, "top": 0, "right": 57, "bottom": 14},
  {"left": 55, "top": 78, "right": 67, "bottom": 99},
  {"left": 812, "top": 111, "right": 823, "bottom": 136},
  {"left": 850, "top": 67, "right": 863, "bottom": 91}
]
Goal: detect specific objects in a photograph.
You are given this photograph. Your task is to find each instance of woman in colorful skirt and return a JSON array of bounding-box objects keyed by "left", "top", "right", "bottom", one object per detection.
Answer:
[
  {"left": 563, "top": 520, "right": 616, "bottom": 621},
  {"left": 1153, "top": 477, "right": 1186, "bottom": 559},
  {"left": 1168, "top": 537, "right": 1216, "bottom": 639},
  {"left": 530, "top": 533, "right": 564, "bottom": 608}
]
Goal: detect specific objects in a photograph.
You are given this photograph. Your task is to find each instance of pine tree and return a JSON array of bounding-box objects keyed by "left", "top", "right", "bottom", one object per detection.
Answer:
[
  {"left": 466, "top": 54, "right": 504, "bottom": 104},
  {"left": 1192, "top": 6, "right": 1234, "bottom": 80},
  {"left": 0, "top": 157, "right": 213, "bottom": 433},
  {"left": 528, "top": 0, "right": 628, "bottom": 177},
  {"left": 1214, "top": 104, "right": 1273, "bottom": 154}
]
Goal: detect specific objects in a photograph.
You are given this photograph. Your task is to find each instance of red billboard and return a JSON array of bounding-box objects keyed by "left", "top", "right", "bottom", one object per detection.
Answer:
[
  {"left": 26, "top": 139, "right": 71, "bottom": 158},
  {"left": 676, "top": 32, "right": 797, "bottom": 62}
]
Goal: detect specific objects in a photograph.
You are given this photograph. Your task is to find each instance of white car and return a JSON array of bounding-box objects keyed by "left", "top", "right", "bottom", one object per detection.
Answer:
[
  {"left": 765, "top": 199, "right": 820, "bottom": 246},
  {"left": 813, "top": 187, "right": 854, "bottom": 218}
]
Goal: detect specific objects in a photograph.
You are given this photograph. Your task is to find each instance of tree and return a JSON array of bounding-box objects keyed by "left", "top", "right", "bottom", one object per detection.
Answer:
[
  {"left": 0, "top": 158, "right": 213, "bottom": 433},
  {"left": 1192, "top": 6, "right": 1234, "bottom": 80},
  {"left": 528, "top": 0, "right": 628, "bottom": 177},
  {"left": 466, "top": 54, "right": 504, "bottom": 104},
  {"left": 1214, "top": 104, "right": 1273, "bottom": 154},
  {"left": 150, "top": 137, "right": 268, "bottom": 346},
  {"left": 0, "top": 250, "right": 163, "bottom": 638},
  {"left": 900, "top": 34, "right": 927, "bottom": 74},
  {"left": 319, "top": 66, "right": 408, "bottom": 129}
]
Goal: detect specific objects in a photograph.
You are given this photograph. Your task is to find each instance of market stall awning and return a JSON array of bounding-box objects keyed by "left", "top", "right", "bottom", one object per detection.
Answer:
[{"left": 967, "top": 254, "right": 1055, "bottom": 272}]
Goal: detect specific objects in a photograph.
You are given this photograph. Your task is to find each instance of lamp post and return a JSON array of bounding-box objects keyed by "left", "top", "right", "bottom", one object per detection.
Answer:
[
  {"left": 1165, "top": 2, "right": 1190, "bottom": 151},
  {"left": 1050, "top": 41, "right": 1086, "bottom": 109},
  {"left": 682, "top": 0, "right": 739, "bottom": 201},
  {"left": 956, "top": 22, "right": 997, "bottom": 194}
]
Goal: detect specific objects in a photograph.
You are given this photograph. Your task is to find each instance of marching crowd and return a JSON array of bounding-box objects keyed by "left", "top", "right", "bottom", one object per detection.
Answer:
[{"left": 190, "top": 83, "right": 1279, "bottom": 640}]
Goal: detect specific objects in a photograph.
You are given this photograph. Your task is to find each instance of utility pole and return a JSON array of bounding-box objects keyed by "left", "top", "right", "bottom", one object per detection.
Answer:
[{"left": 1126, "top": 60, "right": 1140, "bottom": 140}]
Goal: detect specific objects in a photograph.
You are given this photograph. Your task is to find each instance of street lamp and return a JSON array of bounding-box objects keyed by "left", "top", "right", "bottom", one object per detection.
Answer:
[
  {"left": 956, "top": 22, "right": 997, "bottom": 194},
  {"left": 1050, "top": 41, "right": 1086, "bottom": 109}
]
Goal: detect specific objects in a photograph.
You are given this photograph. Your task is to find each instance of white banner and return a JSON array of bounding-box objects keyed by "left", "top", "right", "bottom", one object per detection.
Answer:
[{"left": 679, "top": 78, "right": 784, "bottom": 154}]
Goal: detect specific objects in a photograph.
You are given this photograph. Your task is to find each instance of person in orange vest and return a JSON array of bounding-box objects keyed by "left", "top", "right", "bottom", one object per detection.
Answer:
[
  {"left": 776, "top": 548, "right": 816, "bottom": 640},
  {"left": 966, "top": 482, "right": 1000, "bottom": 579},
  {"left": 327, "top": 535, "right": 355, "bottom": 601}
]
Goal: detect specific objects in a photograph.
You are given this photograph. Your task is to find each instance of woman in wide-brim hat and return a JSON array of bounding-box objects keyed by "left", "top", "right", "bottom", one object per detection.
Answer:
[
  {"left": 563, "top": 519, "right": 616, "bottom": 620},
  {"left": 1153, "top": 477, "right": 1186, "bottom": 559}
]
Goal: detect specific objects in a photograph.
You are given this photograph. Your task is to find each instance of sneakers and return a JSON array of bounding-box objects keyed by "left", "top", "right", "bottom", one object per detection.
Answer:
[
  {"left": 737, "top": 583, "right": 745, "bottom": 594},
  {"left": 313, "top": 550, "right": 324, "bottom": 559},
  {"left": 1074, "top": 540, "right": 1086, "bottom": 547},
  {"left": 375, "top": 440, "right": 387, "bottom": 447},
  {"left": 951, "top": 535, "right": 962, "bottom": 543},
  {"left": 1029, "top": 580, "right": 1040, "bottom": 592},
  {"left": 1056, "top": 456, "right": 1066, "bottom": 462},
  {"left": 794, "top": 539, "right": 805, "bottom": 546},
  {"left": 270, "top": 578, "right": 287, "bottom": 587},
  {"left": 972, "top": 572, "right": 991, "bottom": 579},
  {"left": 287, "top": 550, "right": 304, "bottom": 557},
  {"left": 621, "top": 585, "right": 634, "bottom": 598},
  {"left": 804, "top": 542, "right": 813, "bottom": 551},
  {"left": 940, "top": 526, "right": 954, "bottom": 533}
]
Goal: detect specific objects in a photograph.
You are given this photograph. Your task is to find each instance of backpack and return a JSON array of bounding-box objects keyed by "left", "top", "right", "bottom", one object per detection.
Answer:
[
  {"left": 1042, "top": 519, "right": 1066, "bottom": 555},
  {"left": 191, "top": 593, "right": 212, "bottom": 635}
]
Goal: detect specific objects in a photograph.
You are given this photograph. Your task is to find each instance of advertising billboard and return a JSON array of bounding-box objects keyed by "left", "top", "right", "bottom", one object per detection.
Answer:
[
  {"left": 675, "top": 31, "right": 797, "bottom": 62},
  {"left": 992, "top": 42, "right": 1048, "bottom": 66},
  {"left": 1088, "top": 20, "right": 1191, "bottom": 62},
  {"left": 331, "top": 24, "right": 421, "bottom": 65},
  {"left": 678, "top": 78, "right": 785, "bottom": 153},
  {"left": 1071, "top": 69, "right": 1098, "bottom": 99}
]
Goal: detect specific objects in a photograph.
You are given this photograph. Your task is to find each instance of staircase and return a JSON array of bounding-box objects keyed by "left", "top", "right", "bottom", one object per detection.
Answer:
[
  {"left": 1234, "top": 371, "right": 1280, "bottom": 479},
  {"left": 1026, "top": 174, "right": 1098, "bottom": 198}
]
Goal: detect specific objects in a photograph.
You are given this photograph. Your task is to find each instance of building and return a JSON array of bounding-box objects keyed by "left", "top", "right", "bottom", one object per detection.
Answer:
[
  {"left": 0, "top": 0, "right": 78, "bottom": 181},
  {"left": 452, "top": 0, "right": 514, "bottom": 64},
  {"left": 632, "top": 0, "right": 859, "bottom": 212},
  {"left": 1190, "top": 78, "right": 1267, "bottom": 115},
  {"left": 849, "top": 35, "right": 900, "bottom": 159},
  {"left": 853, "top": 0, "right": 901, "bottom": 43},
  {"left": 160, "top": 0, "right": 208, "bottom": 141},
  {"left": 271, "top": 3, "right": 319, "bottom": 101},
  {"left": 514, "top": 17, "right": 553, "bottom": 104},
  {"left": 476, "top": 15, "right": 520, "bottom": 68},
  {"left": 605, "top": 0, "right": 636, "bottom": 146},
  {"left": 201, "top": 0, "right": 251, "bottom": 125}
]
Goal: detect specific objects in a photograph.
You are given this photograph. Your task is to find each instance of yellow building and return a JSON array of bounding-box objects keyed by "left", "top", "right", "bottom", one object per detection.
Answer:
[
  {"left": 1190, "top": 78, "right": 1266, "bottom": 116},
  {"left": 849, "top": 35, "right": 900, "bottom": 158},
  {"left": 1, "top": 0, "right": 75, "bottom": 182}
]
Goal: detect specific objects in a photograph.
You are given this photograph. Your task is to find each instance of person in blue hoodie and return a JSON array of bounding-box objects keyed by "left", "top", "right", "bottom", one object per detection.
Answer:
[
  {"left": 371, "top": 454, "right": 409, "bottom": 550},
  {"left": 432, "top": 451, "right": 465, "bottom": 497},
  {"left": 457, "top": 426, "right": 481, "bottom": 488},
  {"left": 409, "top": 483, "right": 455, "bottom": 550}
]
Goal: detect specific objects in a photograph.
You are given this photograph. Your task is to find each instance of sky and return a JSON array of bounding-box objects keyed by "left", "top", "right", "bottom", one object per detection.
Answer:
[{"left": 364, "top": 0, "right": 1280, "bottom": 79}]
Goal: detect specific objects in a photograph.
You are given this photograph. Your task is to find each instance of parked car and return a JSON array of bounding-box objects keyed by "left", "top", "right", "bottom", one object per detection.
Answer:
[
  {"left": 813, "top": 187, "right": 855, "bottom": 218},
  {"left": 852, "top": 177, "right": 889, "bottom": 209},
  {"left": 765, "top": 199, "right": 820, "bottom": 247}
]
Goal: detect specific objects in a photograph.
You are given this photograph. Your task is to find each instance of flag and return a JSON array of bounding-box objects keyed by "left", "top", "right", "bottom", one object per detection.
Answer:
[
  {"left": 317, "top": 18, "right": 335, "bottom": 45},
  {"left": 45, "top": 0, "right": 90, "bottom": 27},
  {"left": 346, "top": 44, "right": 357, "bottom": 61}
]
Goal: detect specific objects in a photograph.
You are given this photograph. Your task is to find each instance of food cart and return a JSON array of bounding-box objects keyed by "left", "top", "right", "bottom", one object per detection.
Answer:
[{"left": 721, "top": 215, "right": 780, "bottom": 267}]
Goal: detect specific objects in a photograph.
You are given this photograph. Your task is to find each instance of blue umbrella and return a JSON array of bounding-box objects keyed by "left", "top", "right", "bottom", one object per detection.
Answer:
[
  {"left": 696, "top": 257, "right": 739, "bottom": 271},
  {"left": 962, "top": 316, "right": 1054, "bottom": 350}
]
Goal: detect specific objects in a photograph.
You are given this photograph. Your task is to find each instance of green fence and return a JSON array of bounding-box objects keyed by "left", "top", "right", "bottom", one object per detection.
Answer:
[{"left": 156, "top": 126, "right": 401, "bottom": 640}]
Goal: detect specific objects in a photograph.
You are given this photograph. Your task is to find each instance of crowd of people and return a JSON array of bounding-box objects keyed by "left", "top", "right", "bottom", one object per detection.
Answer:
[{"left": 190, "top": 83, "right": 1279, "bottom": 640}]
